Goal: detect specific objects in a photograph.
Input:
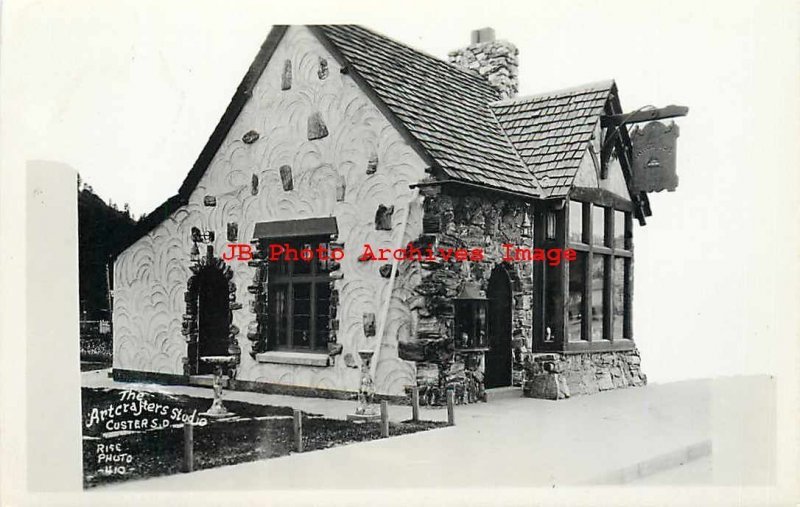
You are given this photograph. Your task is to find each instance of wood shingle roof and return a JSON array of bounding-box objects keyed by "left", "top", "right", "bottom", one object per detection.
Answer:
[
  {"left": 316, "top": 25, "right": 615, "bottom": 198},
  {"left": 116, "top": 25, "right": 619, "bottom": 255},
  {"left": 314, "top": 25, "right": 543, "bottom": 197},
  {"left": 489, "top": 81, "right": 615, "bottom": 197}
]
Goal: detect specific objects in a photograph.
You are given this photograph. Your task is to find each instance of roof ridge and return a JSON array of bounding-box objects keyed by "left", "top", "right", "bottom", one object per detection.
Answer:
[{"left": 490, "top": 79, "right": 616, "bottom": 107}]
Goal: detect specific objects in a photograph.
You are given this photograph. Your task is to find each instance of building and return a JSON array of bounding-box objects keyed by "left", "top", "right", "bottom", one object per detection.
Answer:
[{"left": 112, "top": 24, "right": 679, "bottom": 403}]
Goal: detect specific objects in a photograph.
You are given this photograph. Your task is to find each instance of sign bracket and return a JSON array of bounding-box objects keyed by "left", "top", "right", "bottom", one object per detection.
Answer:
[{"left": 601, "top": 105, "right": 689, "bottom": 128}]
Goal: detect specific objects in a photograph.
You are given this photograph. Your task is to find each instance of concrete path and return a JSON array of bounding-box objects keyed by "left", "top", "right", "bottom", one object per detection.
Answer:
[{"left": 85, "top": 373, "right": 775, "bottom": 489}]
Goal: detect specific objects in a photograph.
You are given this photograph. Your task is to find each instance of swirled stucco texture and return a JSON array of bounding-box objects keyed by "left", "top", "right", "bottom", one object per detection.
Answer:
[{"left": 113, "top": 26, "right": 428, "bottom": 396}]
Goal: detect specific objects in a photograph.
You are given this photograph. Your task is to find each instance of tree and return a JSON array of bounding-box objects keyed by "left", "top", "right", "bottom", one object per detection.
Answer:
[{"left": 78, "top": 180, "right": 136, "bottom": 322}]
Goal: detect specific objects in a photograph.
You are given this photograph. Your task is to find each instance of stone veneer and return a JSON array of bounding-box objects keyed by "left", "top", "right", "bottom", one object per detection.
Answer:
[
  {"left": 399, "top": 186, "right": 533, "bottom": 405},
  {"left": 449, "top": 38, "right": 519, "bottom": 99},
  {"left": 523, "top": 350, "right": 647, "bottom": 400},
  {"left": 182, "top": 246, "right": 240, "bottom": 376}
]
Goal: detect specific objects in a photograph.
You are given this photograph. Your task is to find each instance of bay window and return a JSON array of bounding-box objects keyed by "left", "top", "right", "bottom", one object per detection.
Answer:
[{"left": 567, "top": 199, "right": 633, "bottom": 346}]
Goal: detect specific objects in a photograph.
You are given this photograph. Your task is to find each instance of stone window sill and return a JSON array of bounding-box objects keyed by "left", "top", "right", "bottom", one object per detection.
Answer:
[{"left": 255, "top": 351, "right": 331, "bottom": 367}]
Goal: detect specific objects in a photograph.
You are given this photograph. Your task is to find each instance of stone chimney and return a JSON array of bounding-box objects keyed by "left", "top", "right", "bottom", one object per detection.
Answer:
[{"left": 448, "top": 27, "right": 519, "bottom": 99}]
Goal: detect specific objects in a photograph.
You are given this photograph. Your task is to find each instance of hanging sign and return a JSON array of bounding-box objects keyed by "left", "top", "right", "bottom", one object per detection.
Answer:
[{"left": 630, "top": 121, "right": 680, "bottom": 192}]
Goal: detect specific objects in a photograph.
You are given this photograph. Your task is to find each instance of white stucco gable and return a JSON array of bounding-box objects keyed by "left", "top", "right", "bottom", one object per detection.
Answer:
[
  {"left": 112, "top": 25, "right": 428, "bottom": 395},
  {"left": 572, "top": 121, "right": 633, "bottom": 201}
]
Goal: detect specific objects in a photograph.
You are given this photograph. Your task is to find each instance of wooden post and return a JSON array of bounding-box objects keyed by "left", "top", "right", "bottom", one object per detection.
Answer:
[
  {"left": 446, "top": 388, "right": 455, "bottom": 426},
  {"left": 380, "top": 400, "right": 389, "bottom": 437},
  {"left": 411, "top": 385, "right": 420, "bottom": 422},
  {"left": 293, "top": 409, "right": 303, "bottom": 453},
  {"left": 182, "top": 423, "right": 194, "bottom": 473}
]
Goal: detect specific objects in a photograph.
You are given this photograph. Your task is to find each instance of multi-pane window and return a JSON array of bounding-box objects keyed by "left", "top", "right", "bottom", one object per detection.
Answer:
[
  {"left": 267, "top": 237, "right": 331, "bottom": 351},
  {"left": 567, "top": 201, "right": 633, "bottom": 343}
]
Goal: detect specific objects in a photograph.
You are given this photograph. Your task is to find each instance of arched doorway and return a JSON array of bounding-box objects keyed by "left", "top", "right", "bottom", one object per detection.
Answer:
[
  {"left": 195, "top": 266, "right": 231, "bottom": 374},
  {"left": 485, "top": 266, "right": 512, "bottom": 388}
]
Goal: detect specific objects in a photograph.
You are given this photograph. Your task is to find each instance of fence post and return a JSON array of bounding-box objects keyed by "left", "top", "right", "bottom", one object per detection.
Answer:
[
  {"left": 411, "top": 385, "right": 420, "bottom": 422},
  {"left": 293, "top": 409, "right": 303, "bottom": 452},
  {"left": 182, "top": 423, "right": 194, "bottom": 473},
  {"left": 446, "top": 387, "right": 455, "bottom": 426},
  {"left": 380, "top": 400, "right": 389, "bottom": 437}
]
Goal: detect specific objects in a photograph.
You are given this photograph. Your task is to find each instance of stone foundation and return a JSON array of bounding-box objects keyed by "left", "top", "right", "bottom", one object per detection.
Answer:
[{"left": 523, "top": 349, "right": 646, "bottom": 400}]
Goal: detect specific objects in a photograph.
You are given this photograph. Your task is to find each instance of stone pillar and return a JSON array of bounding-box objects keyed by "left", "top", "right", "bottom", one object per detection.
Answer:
[{"left": 399, "top": 190, "right": 533, "bottom": 406}]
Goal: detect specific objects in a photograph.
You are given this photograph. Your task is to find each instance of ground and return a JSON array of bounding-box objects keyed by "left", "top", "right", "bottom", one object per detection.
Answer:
[
  {"left": 82, "top": 371, "right": 776, "bottom": 490},
  {"left": 81, "top": 384, "right": 444, "bottom": 488}
]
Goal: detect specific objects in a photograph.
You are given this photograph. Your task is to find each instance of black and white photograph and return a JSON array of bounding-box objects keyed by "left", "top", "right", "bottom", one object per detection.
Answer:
[{"left": 1, "top": 0, "right": 798, "bottom": 505}]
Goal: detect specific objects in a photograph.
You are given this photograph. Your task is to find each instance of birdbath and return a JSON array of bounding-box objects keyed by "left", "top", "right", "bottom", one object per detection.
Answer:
[
  {"left": 347, "top": 349, "right": 380, "bottom": 422},
  {"left": 199, "top": 356, "right": 237, "bottom": 418}
]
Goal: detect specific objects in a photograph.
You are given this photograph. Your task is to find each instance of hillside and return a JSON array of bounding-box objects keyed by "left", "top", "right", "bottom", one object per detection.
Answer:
[{"left": 78, "top": 185, "right": 136, "bottom": 321}]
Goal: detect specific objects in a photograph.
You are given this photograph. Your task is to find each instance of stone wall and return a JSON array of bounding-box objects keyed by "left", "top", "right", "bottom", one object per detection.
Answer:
[
  {"left": 523, "top": 350, "right": 647, "bottom": 400},
  {"left": 399, "top": 187, "right": 534, "bottom": 404}
]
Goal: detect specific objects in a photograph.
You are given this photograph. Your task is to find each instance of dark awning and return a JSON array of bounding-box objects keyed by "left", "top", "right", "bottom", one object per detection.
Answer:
[{"left": 252, "top": 217, "right": 338, "bottom": 240}]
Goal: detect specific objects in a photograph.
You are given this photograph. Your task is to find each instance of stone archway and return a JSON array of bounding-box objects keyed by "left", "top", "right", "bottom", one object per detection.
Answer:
[{"left": 182, "top": 252, "right": 240, "bottom": 376}]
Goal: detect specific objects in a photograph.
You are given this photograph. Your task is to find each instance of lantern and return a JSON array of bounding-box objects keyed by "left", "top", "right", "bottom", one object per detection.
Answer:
[{"left": 453, "top": 280, "right": 489, "bottom": 350}]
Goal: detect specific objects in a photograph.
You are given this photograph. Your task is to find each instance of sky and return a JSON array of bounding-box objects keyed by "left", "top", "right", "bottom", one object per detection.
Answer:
[{"left": 2, "top": 0, "right": 798, "bottom": 383}]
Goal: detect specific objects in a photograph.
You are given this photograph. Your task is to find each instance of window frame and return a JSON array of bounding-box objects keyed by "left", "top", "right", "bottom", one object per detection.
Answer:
[
  {"left": 266, "top": 236, "right": 332, "bottom": 352},
  {"left": 566, "top": 198, "right": 634, "bottom": 349}
]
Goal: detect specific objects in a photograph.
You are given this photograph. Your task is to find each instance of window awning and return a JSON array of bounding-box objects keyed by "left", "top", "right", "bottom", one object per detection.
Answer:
[{"left": 252, "top": 217, "right": 338, "bottom": 240}]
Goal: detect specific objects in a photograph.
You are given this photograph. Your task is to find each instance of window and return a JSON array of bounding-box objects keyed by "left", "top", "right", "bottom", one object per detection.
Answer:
[
  {"left": 614, "top": 210, "right": 626, "bottom": 249},
  {"left": 592, "top": 205, "right": 606, "bottom": 245},
  {"left": 267, "top": 237, "right": 331, "bottom": 351},
  {"left": 567, "top": 200, "right": 633, "bottom": 344},
  {"left": 613, "top": 257, "right": 631, "bottom": 339},
  {"left": 568, "top": 201, "right": 584, "bottom": 244},
  {"left": 567, "top": 251, "right": 586, "bottom": 341},
  {"left": 546, "top": 211, "right": 558, "bottom": 240},
  {"left": 591, "top": 255, "right": 607, "bottom": 341}
]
